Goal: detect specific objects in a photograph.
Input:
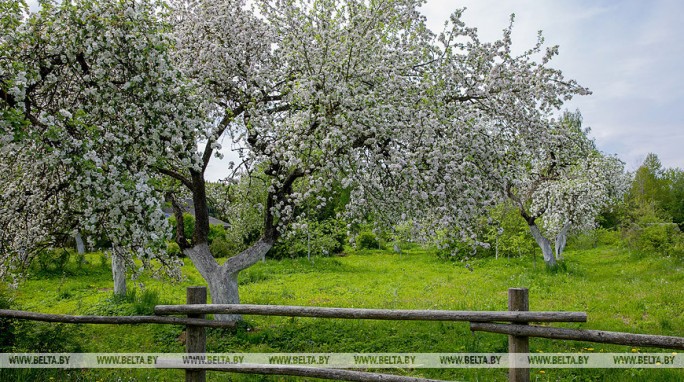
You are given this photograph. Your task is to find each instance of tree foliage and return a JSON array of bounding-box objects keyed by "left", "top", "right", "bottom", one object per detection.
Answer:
[
  {"left": 1, "top": 0, "right": 201, "bottom": 281},
  {"left": 2, "top": 0, "right": 592, "bottom": 305},
  {"left": 620, "top": 154, "right": 684, "bottom": 256},
  {"left": 626, "top": 153, "right": 684, "bottom": 229},
  {"left": 501, "top": 111, "right": 627, "bottom": 266}
]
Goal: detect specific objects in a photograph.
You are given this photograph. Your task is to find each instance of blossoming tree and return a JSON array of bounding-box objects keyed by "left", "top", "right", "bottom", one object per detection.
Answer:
[
  {"left": 502, "top": 112, "right": 627, "bottom": 267},
  {"left": 0, "top": 0, "right": 200, "bottom": 284},
  {"left": 2, "top": 0, "right": 590, "bottom": 318}
]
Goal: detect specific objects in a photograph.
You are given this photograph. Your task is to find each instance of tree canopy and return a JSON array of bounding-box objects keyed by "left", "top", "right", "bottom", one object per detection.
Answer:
[
  {"left": 1, "top": 0, "right": 202, "bottom": 281},
  {"left": 502, "top": 111, "right": 627, "bottom": 266},
  {"left": 2, "top": 0, "right": 592, "bottom": 310}
]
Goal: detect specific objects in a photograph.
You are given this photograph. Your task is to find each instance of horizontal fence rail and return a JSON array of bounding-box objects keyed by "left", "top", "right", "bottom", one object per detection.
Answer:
[
  {"left": 175, "top": 365, "right": 450, "bottom": 382},
  {"left": 0, "top": 309, "right": 235, "bottom": 328},
  {"left": 154, "top": 304, "right": 588, "bottom": 323},
  {"left": 470, "top": 322, "right": 684, "bottom": 350}
]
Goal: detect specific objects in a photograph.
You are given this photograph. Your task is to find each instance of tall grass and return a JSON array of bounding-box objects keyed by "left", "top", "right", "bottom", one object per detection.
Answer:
[{"left": 2, "top": 246, "right": 683, "bottom": 381}]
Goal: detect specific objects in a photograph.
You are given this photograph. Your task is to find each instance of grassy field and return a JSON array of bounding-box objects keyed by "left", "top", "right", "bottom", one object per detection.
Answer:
[{"left": 2, "top": 244, "right": 683, "bottom": 381}]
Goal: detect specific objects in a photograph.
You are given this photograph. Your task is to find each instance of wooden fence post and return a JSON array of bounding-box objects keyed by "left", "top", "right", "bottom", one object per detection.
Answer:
[
  {"left": 508, "top": 288, "right": 529, "bottom": 382},
  {"left": 186, "top": 286, "right": 207, "bottom": 382}
]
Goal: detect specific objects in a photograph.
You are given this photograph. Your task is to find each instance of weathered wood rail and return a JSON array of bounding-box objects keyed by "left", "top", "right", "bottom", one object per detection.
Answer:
[
  {"left": 2, "top": 287, "right": 683, "bottom": 382},
  {"left": 153, "top": 303, "right": 587, "bottom": 322},
  {"left": 470, "top": 322, "right": 684, "bottom": 350},
  {"left": 0, "top": 309, "right": 233, "bottom": 328},
  {"left": 198, "top": 366, "right": 448, "bottom": 382}
]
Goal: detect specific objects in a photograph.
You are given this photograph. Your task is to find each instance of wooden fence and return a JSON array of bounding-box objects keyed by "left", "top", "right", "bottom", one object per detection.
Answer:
[{"left": 2, "top": 287, "right": 683, "bottom": 382}]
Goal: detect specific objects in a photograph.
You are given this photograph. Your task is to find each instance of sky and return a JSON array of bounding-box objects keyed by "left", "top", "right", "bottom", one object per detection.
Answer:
[
  {"left": 420, "top": 0, "right": 684, "bottom": 172},
  {"left": 26, "top": 0, "right": 684, "bottom": 178}
]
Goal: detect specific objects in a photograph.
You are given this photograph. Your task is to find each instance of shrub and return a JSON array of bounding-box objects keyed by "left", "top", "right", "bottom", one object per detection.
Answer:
[
  {"left": 75, "top": 251, "right": 87, "bottom": 269},
  {"left": 132, "top": 289, "right": 163, "bottom": 315},
  {"left": 208, "top": 224, "right": 227, "bottom": 244},
  {"left": 85, "top": 288, "right": 166, "bottom": 316},
  {"left": 357, "top": 231, "right": 380, "bottom": 250},
  {"left": 98, "top": 251, "right": 109, "bottom": 269},
  {"left": 239, "top": 268, "right": 270, "bottom": 285},
  {"left": 461, "top": 202, "right": 538, "bottom": 260},
  {"left": 0, "top": 290, "right": 14, "bottom": 352},
  {"left": 268, "top": 219, "right": 347, "bottom": 259},
  {"left": 167, "top": 241, "right": 182, "bottom": 257},
  {"left": 11, "top": 322, "right": 83, "bottom": 352},
  {"left": 322, "top": 220, "right": 347, "bottom": 253},
  {"left": 434, "top": 238, "right": 474, "bottom": 261},
  {"left": 625, "top": 223, "right": 684, "bottom": 256},
  {"left": 169, "top": 213, "right": 195, "bottom": 242},
  {"left": 642, "top": 224, "right": 679, "bottom": 251},
  {"left": 596, "top": 228, "right": 621, "bottom": 246},
  {"left": 210, "top": 238, "right": 235, "bottom": 258},
  {"left": 35, "top": 248, "right": 70, "bottom": 273},
  {"left": 568, "top": 231, "right": 599, "bottom": 250}
]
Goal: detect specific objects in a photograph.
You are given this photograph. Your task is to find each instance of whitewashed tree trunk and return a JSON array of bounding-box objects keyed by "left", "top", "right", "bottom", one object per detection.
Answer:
[
  {"left": 75, "top": 232, "right": 85, "bottom": 254},
  {"left": 111, "top": 249, "right": 127, "bottom": 297},
  {"left": 554, "top": 223, "right": 571, "bottom": 261},
  {"left": 205, "top": 270, "right": 241, "bottom": 322},
  {"left": 495, "top": 235, "right": 499, "bottom": 260},
  {"left": 184, "top": 239, "right": 274, "bottom": 322},
  {"left": 177, "top": 167, "right": 297, "bottom": 322},
  {"left": 528, "top": 224, "right": 557, "bottom": 268}
]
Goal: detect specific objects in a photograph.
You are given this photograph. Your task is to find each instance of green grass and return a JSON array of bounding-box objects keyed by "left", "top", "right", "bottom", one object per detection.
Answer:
[{"left": 2, "top": 246, "right": 683, "bottom": 381}]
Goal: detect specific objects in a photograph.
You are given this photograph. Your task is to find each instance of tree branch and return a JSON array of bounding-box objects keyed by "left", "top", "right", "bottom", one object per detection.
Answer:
[
  {"left": 444, "top": 94, "right": 486, "bottom": 104},
  {"left": 155, "top": 166, "right": 193, "bottom": 191},
  {"left": 0, "top": 86, "right": 17, "bottom": 107},
  {"left": 222, "top": 237, "right": 275, "bottom": 273},
  {"left": 263, "top": 168, "right": 305, "bottom": 241},
  {"left": 166, "top": 192, "right": 190, "bottom": 249},
  {"left": 201, "top": 105, "right": 245, "bottom": 171}
]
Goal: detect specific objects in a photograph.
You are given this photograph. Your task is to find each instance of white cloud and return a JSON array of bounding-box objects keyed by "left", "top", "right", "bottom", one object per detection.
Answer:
[{"left": 421, "top": 0, "right": 684, "bottom": 170}]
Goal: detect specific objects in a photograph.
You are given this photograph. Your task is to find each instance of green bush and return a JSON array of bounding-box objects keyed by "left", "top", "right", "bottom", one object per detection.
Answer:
[
  {"left": 268, "top": 219, "right": 347, "bottom": 259},
  {"left": 75, "top": 251, "right": 87, "bottom": 269},
  {"left": 268, "top": 239, "right": 309, "bottom": 260},
  {"left": 625, "top": 223, "right": 684, "bottom": 256},
  {"left": 35, "top": 248, "right": 71, "bottom": 273},
  {"left": 208, "top": 224, "right": 227, "bottom": 244},
  {"left": 429, "top": 204, "right": 538, "bottom": 262},
  {"left": 85, "top": 288, "right": 166, "bottom": 316},
  {"left": 472, "top": 203, "right": 538, "bottom": 259},
  {"left": 166, "top": 241, "right": 182, "bottom": 257},
  {"left": 10, "top": 322, "right": 83, "bottom": 352},
  {"left": 0, "top": 290, "right": 14, "bottom": 352},
  {"left": 210, "top": 238, "right": 235, "bottom": 258},
  {"left": 642, "top": 224, "right": 679, "bottom": 251},
  {"left": 239, "top": 268, "right": 271, "bottom": 285},
  {"left": 357, "top": 231, "right": 380, "bottom": 250},
  {"left": 98, "top": 251, "right": 109, "bottom": 269},
  {"left": 169, "top": 213, "right": 195, "bottom": 242},
  {"left": 568, "top": 230, "right": 599, "bottom": 250},
  {"left": 132, "top": 289, "right": 163, "bottom": 315},
  {"left": 0, "top": 290, "right": 82, "bottom": 352},
  {"left": 596, "top": 228, "right": 621, "bottom": 246},
  {"left": 320, "top": 219, "right": 347, "bottom": 254},
  {"left": 433, "top": 237, "right": 478, "bottom": 261}
]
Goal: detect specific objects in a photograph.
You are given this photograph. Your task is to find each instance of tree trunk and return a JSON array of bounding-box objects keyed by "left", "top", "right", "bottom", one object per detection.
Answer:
[
  {"left": 75, "top": 232, "right": 85, "bottom": 254},
  {"left": 495, "top": 235, "right": 499, "bottom": 260},
  {"left": 554, "top": 223, "right": 571, "bottom": 261},
  {"left": 184, "top": 239, "right": 275, "bottom": 322},
  {"left": 111, "top": 249, "right": 127, "bottom": 297},
  {"left": 205, "top": 270, "right": 241, "bottom": 322},
  {"left": 528, "top": 223, "right": 557, "bottom": 268},
  {"left": 180, "top": 163, "right": 293, "bottom": 322}
]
